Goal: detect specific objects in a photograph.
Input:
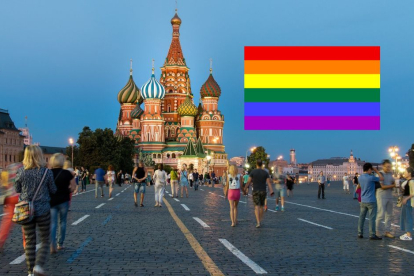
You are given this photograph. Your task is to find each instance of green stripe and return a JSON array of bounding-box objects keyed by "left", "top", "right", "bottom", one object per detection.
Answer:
[{"left": 244, "top": 88, "right": 380, "bottom": 102}]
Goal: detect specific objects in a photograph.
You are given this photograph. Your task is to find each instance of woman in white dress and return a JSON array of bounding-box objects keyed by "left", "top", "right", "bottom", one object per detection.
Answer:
[
  {"left": 153, "top": 164, "right": 167, "bottom": 207},
  {"left": 106, "top": 165, "right": 116, "bottom": 198}
]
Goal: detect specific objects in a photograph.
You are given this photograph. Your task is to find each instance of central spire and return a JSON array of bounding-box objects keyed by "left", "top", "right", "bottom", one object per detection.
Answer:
[{"left": 165, "top": 9, "right": 185, "bottom": 66}]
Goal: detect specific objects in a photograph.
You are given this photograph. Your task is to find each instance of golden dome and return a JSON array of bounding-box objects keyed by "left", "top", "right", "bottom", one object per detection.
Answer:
[
  {"left": 178, "top": 95, "right": 198, "bottom": 117},
  {"left": 171, "top": 10, "right": 181, "bottom": 25}
]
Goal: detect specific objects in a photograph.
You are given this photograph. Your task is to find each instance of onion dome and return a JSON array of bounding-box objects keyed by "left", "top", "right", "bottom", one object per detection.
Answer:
[
  {"left": 117, "top": 60, "right": 142, "bottom": 104},
  {"left": 200, "top": 69, "right": 221, "bottom": 98},
  {"left": 141, "top": 65, "right": 166, "bottom": 100},
  {"left": 171, "top": 10, "right": 182, "bottom": 25},
  {"left": 131, "top": 105, "right": 144, "bottom": 119},
  {"left": 178, "top": 95, "right": 198, "bottom": 117}
]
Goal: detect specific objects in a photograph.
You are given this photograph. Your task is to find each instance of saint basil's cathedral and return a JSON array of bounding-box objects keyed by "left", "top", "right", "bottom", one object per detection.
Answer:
[{"left": 115, "top": 10, "right": 227, "bottom": 176}]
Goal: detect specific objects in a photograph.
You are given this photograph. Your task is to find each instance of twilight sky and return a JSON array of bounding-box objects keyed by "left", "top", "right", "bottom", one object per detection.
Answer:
[{"left": 1, "top": 0, "right": 413, "bottom": 163}]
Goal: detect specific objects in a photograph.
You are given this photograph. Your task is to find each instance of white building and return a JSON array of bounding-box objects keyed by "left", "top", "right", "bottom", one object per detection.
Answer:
[
  {"left": 229, "top": 156, "right": 245, "bottom": 167},
  {"left": 308, "top": 151, "right": 379, "bottom": 181}
]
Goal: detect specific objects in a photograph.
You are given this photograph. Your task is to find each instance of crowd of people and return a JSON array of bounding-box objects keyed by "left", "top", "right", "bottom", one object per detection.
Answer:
[{"left": 1, "top": 145, "right": 414, "bottom": 275}]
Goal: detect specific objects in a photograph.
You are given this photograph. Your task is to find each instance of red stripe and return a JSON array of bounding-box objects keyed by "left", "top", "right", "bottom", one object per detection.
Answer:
[{"left": 244, "top": 46, "right": 380, "bottom": 60}]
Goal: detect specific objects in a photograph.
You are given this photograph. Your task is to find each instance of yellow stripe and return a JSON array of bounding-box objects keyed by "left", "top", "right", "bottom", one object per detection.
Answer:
[
  {"left": 163, "top": 198, "right": 224, "bottom": 276},
  {"left": 244, "top": 74, "right": 380, "bottom": 88}
]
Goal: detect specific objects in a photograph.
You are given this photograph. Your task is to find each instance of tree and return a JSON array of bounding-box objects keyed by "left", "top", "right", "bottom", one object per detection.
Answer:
[
  {"left": 66, "top": 126, "right": 135, "bottom": 173},
  {"left": 246, "top": 146, "right": 270, "bottom": 172},
  {"left": 409, "top": 144, "right": 414, "bottom": 169}
]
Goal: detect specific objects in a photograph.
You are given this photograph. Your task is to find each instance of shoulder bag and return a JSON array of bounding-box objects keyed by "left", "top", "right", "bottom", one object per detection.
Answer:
[{"left": 12, "top": 169, "right": 48, "bottom": 225}]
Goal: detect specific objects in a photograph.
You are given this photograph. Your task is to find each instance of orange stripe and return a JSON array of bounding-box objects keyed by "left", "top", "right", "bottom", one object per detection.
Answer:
[{"left": 244, "top": 60, "right": 380, "bottom": 74}]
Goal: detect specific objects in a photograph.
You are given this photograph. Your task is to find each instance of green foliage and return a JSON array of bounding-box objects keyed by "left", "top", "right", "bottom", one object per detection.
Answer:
[
  {"left": 247, "top": 146, "right": 270, "bottom": 172},
  {"left": 409, "top": 144, "right": 414, "bottom": 169},
  {"left": 65, "top": 126, "right": 135, "bottom": 173},
  {"left": 162, "top": 164, "right": 173, "bottom": 174}
]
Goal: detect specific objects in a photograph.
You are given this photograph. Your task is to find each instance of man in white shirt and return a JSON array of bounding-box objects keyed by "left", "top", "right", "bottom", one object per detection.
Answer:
[{"left": 343, "top": 173, "right": 350, "bottom": 194}]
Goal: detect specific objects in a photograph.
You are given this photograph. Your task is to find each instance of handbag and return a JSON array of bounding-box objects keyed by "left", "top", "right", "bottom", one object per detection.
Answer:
[{"left": 12, "top": 169, "right": 48, "bottom": 225}]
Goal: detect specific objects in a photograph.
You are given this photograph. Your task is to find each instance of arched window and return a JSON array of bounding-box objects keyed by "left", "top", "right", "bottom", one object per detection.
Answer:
[
  {"left": 153, "top": 154, "right": 156, "bottom": 159},
  {"left": 167, "top": 105, "right": 171, "bottom": 112},
  {"left": 157, "top": 154, "right": 161, "bottom": 159},
  {"left": 167, "top": 154, "right": 170, "bottom": 158},
  {"left": 172, "top": 153, "right": 176, "bottom": 158}
]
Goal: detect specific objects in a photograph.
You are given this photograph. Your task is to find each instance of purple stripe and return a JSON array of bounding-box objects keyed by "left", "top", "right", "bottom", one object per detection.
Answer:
[
  {"left": 244, "top": 102, "right": 380, "bottom": 116},
  {"left": 244, "top": 116, "right": 380, "bottom": 130}
]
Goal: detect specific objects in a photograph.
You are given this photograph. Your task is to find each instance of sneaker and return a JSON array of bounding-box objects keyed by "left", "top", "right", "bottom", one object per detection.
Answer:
[
  {"left": 400, "top": 234, "right": 413, "bottom": 241},
  {"left": 369, "top": 235, "right": 382, "bottom": 240},
  {"left": 275, "top": 206, "right": 279, "bottom": 212},
  {"left": 33, "top": 265, "right": 46, "bottom": 276},
  {"left": 384, "top": 232, "right": 395, "bottom": 239},
  {"left": 281, "top": 206, "right": 285, "bottom": 212}
]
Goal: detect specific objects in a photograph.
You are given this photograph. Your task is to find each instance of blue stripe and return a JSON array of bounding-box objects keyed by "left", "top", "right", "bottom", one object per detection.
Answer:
[
  {"left": 67, "top": 236, "right": 93, "bottom": 263},
  {"left": 102, "top": 215, "right": 112, "bottom": 226},
  {"left": 244, "top": 102, "right": 380, "bottom": 116}
]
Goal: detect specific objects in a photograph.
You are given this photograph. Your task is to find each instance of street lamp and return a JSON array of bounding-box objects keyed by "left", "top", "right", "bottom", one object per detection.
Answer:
[
  {"left": 389, "top": 146, "right": 400, "bottom": 176},
  {"left": 69, "top": 138, "right": 74, "bottom": 166}
]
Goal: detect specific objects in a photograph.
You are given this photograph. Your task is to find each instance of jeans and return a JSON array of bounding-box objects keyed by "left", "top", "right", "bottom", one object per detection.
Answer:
[
  {"left": 50, "top": 201, "right": 69, "bottom": 248},
  {"left": 81, "top": 179, "right": 86, "bottom": 190},
  {"left": 353, "top": 184, "right": 358, "bottom": 199},
  {"left": 318, "top": 184, "right": 325, "bottom": 198},
  {"left": 194, "top": 180, "right": 199, "bottom": 190},
  {"left": 95, "top": 181, "right": 104, "bottom": 197},
  {"left": 358, "top": 202, "right": 377, "bottom": 237},
  {"left": 400, "top": 199, "right": 413, "bottom": 234},
  {"left": 376, "top": 196, "right": 393, "bottom": 234}
]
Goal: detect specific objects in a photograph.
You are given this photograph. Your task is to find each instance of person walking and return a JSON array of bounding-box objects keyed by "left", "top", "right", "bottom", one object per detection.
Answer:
[
  {"left": 343, "top": 173, "right": 350, "bottom": 194},
  {"left": 106, "top": 165, "right": 116, "bottom": 198},
  {"left": 224, "top": 165, "right": 242, "bottom": 227},
  {"left": 14, "top": 145, "right": 57, "bottom": 276},
  {"left": 286, "top": 174, "right": 294, "bottom": 197},
  {"left": 117, "top": 170, "right": 123, "bottom": 187},
  {"left": 80, "top": 167, "right": 87, "bottom": 192},
  {"left": 375, "top": 160, "right": 396, "bottom": 238},
  {"left": 170, "top": 168, "right": 179, "bottom": 197},
  {"left": 211, "top": 171, "right": 216, "bottom": 188},
  {"left": 193, "top": 169, "right": 200, "bottom": 191},
  {"left": 49, "top": 153, "right": 76, "bottom": 253},
  {"left": 153, "top": 164, "right": 167, "bottom": 207},
  {"left": 274, "top": 167, "right": 287, "bottom": 212},
  {"left": 318, "top": 171, "right": 327, "bottom": 199},
  {"left": 132, "top": 162, "right": 147, "bottom": 207},
  {"left": 243, "top": 172, "right": 249, "bottom": 196},
  {"left": 244, "top": 160, "right": 274, "bottom": 228},
  {"left": 94, "top": 166, "right": 106, "bottom": 198},
  {"left": 188, "top": 167, "right": 194, "bottom": 188},
  {"left": 85, "top": 169, "right": 90, "bottom": 188},
  {"left": 180, "top": 164, "right": 189, "bottom": 198},
  {"left": 353, "top": 173, "right": 359, "bottom": 199},
  {"left": 357, "top": 163, "right": 383, "bottom": 240},
  {"left": 399, "top": 167, "right": 414, "bottom": 241},
  {"left": 199, "top": 172, "right": 204, "bottom": 186},
  {"left": 0, "top": 162, "right": 23, "bottom": 251}
]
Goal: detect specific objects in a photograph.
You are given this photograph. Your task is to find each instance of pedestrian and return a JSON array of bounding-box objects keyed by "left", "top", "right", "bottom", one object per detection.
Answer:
[
  {"left": 224, "top": 165, "right": 242, "bottom": 227},
  {"left": 243, "top": 172, "right": 249, "bottom": 196},
  {"left": 106, "top": 165, "right": 116, "bottom": 198},
  {"left": 193, "top": 169, "right": 200, "bottom": 191},
  {"left": 153, "top": 164, "right": 167, "bottom": 207},
  {"left": 286, "top": 174, "right": 294, "bottom": 197},
  {"left": 327, "top": 175, "right": 331, "bottom": 187},
  {"left": 317, "top": 171, "right": 327, "bottom": 199},
  {"left": 353, "top": 173, "right": 359, "bottom": 199},
  {"left": 199, "top": 173, "right": 204, "bottom": 186},
  {"left": 399, "top": 167, "right": 414, "bottom": 241},
  {"left": 117, "top": 170, "right": 123, "bottom": 187},
  {"left": 343, "top": 173, "right": 350, "bottom": 194},
  {"left": 80, "top": 167, "right": 87, "bottom": 192},
  {"left": 307, "top": 173, "right": 312, "bottom": 185},
  {"left": 180, "top": 164, "right": 189, "bottom": 198},
  {"left": 49, "top": 153, "right": 76, "bottom": 253},
  {"left": 74, "top": 167, "right": 80, "bottom": 194},
  {"left": 357, "top": 163, "right": 383, "bottom": 240},
  {"left": 295, "top": 173, "right": 299, "bottom": 184},
  {"left": 188, "top": 167, "right": 194, "bottom": 188},
  {"left": 375, "top": 160, "right": 396, "bottom": 238},
  {"left": 85, "top": 169, "right": 90, "bottom": 187},
  {"left": 132, "top": 161, "right": 147, "bottom": 207},
  {"left": 94, "top": 165, "right": 106, "bottom": 198},
  {"left": 244, "top": 160, "right": 274, "bottom": 228},
  {"left": 0, "top": 162, "right": 23, "bottom": 251},
  {"left": 170, "top": 168, "right": 179, "bottom": 197},
  {"left": 14, "top": 145, "right": 57, "bottom": 276},
  {"left": 121, "top": 172, "right": 125, "bottom": 185},
  {"left": 204, "top": 171, "right": 210, "bottom": 186},
  {"left": 211, "top": 171, "right": 216, "bottom": 188},
  {"left": 274, "top": 167, "right": 287, "bottom": 212}
]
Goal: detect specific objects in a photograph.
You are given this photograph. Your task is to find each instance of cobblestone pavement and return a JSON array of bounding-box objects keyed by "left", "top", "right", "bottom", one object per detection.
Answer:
[{"left": 1, "top": 182, "right": 414, "bottom": 275}]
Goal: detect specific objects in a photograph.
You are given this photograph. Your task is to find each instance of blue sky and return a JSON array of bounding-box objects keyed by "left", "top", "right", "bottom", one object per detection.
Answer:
[{"left": 1, "top": 0, "right": 413, "bottom": 163}]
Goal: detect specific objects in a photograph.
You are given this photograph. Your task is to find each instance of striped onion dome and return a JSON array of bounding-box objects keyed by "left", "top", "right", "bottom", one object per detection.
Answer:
[
  {"left": 200, "top": 71, "right": 221, "bottom": 98},
  {"left": 131, "top": 105, "right": 144, "bottom": 119},
  {"left": 117, "top": 75, "right": 142, "bottom": 104},
  {"left": 178, "top": 95, "right": 198, "bottom": 117},
  {"left": 141, "top": 69, "right": 166, "bottom": 99}
]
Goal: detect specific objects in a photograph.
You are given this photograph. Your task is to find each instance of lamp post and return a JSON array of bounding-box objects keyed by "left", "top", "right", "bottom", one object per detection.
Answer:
[
  {"left": 245, "top": 147, "right": 256, "bottom": 169},
  {"left": 389, "top": 146, "right": 400, "bottom": 176},
  {"left": 69, "top": 138, "right": 74, "bottom": 166}
]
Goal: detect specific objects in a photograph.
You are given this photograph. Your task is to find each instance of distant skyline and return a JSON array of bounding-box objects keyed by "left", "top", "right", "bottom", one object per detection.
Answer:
[{"left": 1, "top": 0, "right": 414, "bottom": 163}]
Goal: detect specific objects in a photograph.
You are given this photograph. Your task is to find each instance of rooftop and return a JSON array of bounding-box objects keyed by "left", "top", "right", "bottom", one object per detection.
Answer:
[{"left": 0, "top": 109, "right": 19, "bottom": 131}]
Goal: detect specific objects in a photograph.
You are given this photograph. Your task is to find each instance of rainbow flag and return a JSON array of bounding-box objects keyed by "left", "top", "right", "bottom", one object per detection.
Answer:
[{"left": 244, "top": 46, "right": 380, "bottom": 130}]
